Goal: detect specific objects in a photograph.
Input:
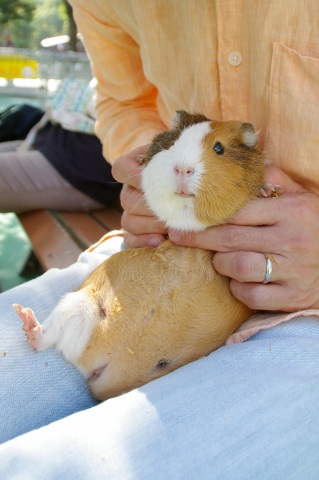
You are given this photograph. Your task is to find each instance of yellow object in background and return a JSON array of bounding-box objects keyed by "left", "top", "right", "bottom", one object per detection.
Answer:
[{"left": 0, "top": 55, "right": 38, "bottom": 79}]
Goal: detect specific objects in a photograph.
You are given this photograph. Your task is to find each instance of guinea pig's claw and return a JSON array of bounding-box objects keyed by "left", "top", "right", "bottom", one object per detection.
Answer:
[{"left": 259, "top": 183, "right": 283, "bottom": 198}]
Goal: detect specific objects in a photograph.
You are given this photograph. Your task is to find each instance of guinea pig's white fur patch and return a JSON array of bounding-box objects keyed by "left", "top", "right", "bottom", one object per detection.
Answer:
[
  {"left": 41, "top": 286, "right": 99, "bottom": 368},
  {"left": 142, "top": 121, "right": 211, "bottom": 232}
]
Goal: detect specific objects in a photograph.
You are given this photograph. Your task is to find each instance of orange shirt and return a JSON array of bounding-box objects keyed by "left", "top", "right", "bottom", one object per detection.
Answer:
[{"left": 70, "top": 0, "right": 319, "bottom": 194}]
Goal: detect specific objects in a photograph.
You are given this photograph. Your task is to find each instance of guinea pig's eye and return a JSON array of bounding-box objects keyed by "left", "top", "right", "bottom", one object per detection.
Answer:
[{"left": 213, "top": 141, "right": 225, "bottom": 155}]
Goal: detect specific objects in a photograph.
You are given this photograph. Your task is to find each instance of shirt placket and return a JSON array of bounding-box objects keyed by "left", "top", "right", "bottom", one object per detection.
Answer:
[{"left": 215, "top": 0, "right": 247, "bottom": 121}]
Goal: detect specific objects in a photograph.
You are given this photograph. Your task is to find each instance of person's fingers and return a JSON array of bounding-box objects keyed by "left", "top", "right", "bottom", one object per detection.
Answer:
[
  {"left": 228, "top": 279, "right": 319, "bottom": 312},
  {"left": 229, "top": 193, "right": 310, "bottom": 227},
  {"left": 170, "top": 189, "right": 319, "bottom": 311},
  {"left": 213, "top": 251, "right": 283, "bottom": 284},
  {"left": 170, "top": 223, "right": 273, "bottom": 253},
  {"left": 214, "top": 241, "right": 317, "bottom": 312},
  {"left": 170, "top": 194, "right": 315, "bottom": 253},
  {"left": 112, "top": 145, "right": 168, "bottom": 246},
  {"left": 123, "top": 231, "right": 166, "bottom": 248},
  {"left": 121, "top": 211, "right": 167, "bottom": 235},
  {"left": 168, "top": 196, "right": 281, "bottom": 250},
  {"left": 112, "top": 145, "right": 149, "bottom": 189},
  {"left": 228, "top": 281, "right": 293, "bottom": 311},
  {"left": 263, "top": 165, "right": 307, "bottom": 194},
  {"left": 120, "top": 185, "right": 153, "bottom": 216}
]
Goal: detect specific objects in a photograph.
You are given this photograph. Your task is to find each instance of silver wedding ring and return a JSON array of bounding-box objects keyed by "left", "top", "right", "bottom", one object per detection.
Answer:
[{"left": 263, "top": 254, "right": 273, "bottom": 284}]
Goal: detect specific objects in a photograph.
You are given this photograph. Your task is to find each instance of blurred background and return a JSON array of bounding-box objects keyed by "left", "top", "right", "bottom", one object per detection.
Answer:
[
  {"left": 0, "top": 0, "right": 80, "bottom": 52},
  {"left": 0, "top": 0, "right": 92, "bottom": 291}
]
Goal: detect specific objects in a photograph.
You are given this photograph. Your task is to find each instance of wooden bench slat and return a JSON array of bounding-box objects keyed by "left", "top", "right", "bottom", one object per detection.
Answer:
[
  {"left": 57, "top": 212, "right": 107, "bottom": 249},
  {"left": 18, "top": 207, "right": 123, "bottom": 272},
  {"left": 92, "top": 208, "right": 122, "bottom": 231},
  {"left": 18, "top": 210, "right": 82, "bottom": 270}
]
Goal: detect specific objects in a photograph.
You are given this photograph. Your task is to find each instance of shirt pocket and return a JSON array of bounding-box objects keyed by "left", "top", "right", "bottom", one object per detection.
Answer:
[{"left": 265, "top": 42, "right": 319, "bottom": 194}]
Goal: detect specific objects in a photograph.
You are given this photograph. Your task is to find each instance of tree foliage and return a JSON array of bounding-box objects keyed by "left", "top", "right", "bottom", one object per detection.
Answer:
[
  {"left": 0, "top": 0, "right": 79, "bottom": 50},
  {"left": 30, "top": 0, "right": 66, "bottom": 48},
  {"left": 0, "top": 0, "right": 35, "bottom": 25}
]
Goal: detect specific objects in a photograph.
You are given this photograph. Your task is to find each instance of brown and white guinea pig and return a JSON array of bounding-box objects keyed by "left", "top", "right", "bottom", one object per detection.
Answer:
[{"left": 14, "top": 111, "right": 265, "bottom": 401}]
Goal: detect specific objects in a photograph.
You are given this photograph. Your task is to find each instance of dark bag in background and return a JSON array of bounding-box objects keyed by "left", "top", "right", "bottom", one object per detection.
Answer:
[{"left": 0, "top": 104, "right": 45, "bottom": 142}]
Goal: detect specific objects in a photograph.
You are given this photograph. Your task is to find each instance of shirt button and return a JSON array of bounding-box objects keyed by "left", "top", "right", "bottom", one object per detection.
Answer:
[{"left": 227, "top": 51, "right": 243, "bottom": 67}]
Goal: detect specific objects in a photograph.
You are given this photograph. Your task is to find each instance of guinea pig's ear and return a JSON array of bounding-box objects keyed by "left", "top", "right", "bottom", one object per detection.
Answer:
[
  {"left": 172, "top": 111, "right": 210, "bottom": 131},
  {"left": 240, "top": 122, "right": 258, "bottom": 148}
]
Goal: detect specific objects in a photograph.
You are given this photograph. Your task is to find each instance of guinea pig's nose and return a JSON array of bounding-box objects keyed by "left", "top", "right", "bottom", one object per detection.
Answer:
[{"left": 174, "top": 166, "right": 194, "bottom": 177}]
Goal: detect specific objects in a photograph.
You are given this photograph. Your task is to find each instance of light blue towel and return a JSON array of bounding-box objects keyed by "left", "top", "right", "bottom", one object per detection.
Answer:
[{"left": 0, "top": 237, "right": 318, "bottom": 479}]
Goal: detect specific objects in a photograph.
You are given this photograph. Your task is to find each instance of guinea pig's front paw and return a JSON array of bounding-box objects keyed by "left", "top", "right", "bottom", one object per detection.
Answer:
[{"left": 259, "top": 183, "right": 283, "bottom": 198}]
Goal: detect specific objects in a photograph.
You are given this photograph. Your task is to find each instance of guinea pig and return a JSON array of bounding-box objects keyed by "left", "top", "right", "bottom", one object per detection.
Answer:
[{"left": 13, "top": 111, "right": 265, "bottom": 401}]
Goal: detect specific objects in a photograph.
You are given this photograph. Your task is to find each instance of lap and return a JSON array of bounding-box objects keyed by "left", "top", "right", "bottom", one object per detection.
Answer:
[
  {"left": 0, "top": 146, "right": 103, "bottom": 212},
  {"left": 0, "top": 140, "right": 22, "bottom": 152},
  {"left": 0, "top": 237, "right": 122, "bottom": 443},
  {"left": 0, "top": 238, "right": 319, "bottom": 478}
]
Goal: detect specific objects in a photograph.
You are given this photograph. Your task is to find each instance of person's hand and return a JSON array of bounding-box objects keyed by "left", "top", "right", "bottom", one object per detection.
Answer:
[
  {"left": 112, "top": 145, "right": 168, "bottom": 247},
  {"left": 169, "top": 166, "right": 319, "bottom": 312}
]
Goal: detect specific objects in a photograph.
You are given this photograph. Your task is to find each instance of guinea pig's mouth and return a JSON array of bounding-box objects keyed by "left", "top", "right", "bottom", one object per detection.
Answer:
[{"left": 175, "top": 192, "right": 195, "bottom": 198}]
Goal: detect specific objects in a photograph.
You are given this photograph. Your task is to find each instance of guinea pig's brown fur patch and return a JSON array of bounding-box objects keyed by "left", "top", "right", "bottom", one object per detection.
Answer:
[
  {"left": 141, "top": 111, "right": 210, "bottom": 166},
  {"left": 195, "top": 120, "right": 264, "bottom": 226},
  {"left": 78, "top": 240, "right": 251, "bottom": 400}
]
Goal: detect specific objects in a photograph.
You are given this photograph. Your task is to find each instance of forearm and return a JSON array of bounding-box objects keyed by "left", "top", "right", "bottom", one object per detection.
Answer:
[
  {"left": 70, "top": 0, "right": 166, "bottom": 163},
  {"left": 95, "top": 99, "right": 165, "bottom": 164}
]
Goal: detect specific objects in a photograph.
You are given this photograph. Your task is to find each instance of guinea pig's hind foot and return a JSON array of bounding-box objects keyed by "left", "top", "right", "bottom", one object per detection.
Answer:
[{"left": 13, "top": 303, "right": 45, "bottom": 351}]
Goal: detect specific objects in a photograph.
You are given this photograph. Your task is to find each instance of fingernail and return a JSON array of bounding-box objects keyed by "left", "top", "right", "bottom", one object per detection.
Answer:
[
  {"left": 168, "top": 231, "right": 182, "bottom": 243},
  {"left": 148, "top": 236, "right": 164, "bottom": 247}
]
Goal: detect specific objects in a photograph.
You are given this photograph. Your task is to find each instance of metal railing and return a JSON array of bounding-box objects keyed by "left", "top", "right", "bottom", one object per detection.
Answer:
[{"left": 0, "top": 47, "right": 92, "bottom": 109}]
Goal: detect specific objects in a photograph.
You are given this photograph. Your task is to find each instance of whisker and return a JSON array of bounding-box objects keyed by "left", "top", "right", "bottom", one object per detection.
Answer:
[
  {"left": 128, "top": 191, "right": 148, "bottom": 214},
  {"left": 120, "top": 172, "right": 143, "bottom": 184}
]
